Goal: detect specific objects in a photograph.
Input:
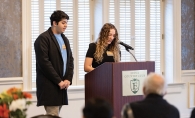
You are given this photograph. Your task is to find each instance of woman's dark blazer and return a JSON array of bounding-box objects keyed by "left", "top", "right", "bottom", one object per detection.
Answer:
[{"left": 34, "top": 27, "right": 74, "bottom": 106}]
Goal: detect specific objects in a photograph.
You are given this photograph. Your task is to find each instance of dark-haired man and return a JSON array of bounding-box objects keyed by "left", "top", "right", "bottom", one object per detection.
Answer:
[{"left": 34, "top": 10, "right": 74, "bottom": 116}]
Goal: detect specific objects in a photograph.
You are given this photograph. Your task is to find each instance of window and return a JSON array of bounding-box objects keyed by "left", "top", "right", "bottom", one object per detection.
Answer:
[
  {"left": 30, "top": 0, "right": 162, "bottom": 89},
  {"left": 31, "top": 0, "right": 90, "bottom": 88},
  {"left": 109, "top": 0, "right": 162, "bottom": 73}
]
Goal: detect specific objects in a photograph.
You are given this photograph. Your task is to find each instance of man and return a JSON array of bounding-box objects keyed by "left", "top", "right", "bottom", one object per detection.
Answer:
[
  {"left": 34, "top": 10, "right": 74, "bottom": 116},
  {"left": 82, "top": 97, "right": 114, "bottom": 118},
  {"left": 121, "top": 72, "right": 180, "bottom": 118}
]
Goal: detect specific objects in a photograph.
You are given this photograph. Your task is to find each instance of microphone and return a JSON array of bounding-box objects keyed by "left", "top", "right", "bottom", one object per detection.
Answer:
[{"left": 118, "top": 41, "right": 134, "bottom": 50}]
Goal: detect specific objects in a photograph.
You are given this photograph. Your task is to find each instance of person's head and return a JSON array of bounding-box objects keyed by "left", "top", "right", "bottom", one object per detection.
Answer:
[
  {"left": 50, "top": 10, "right": 69, "bottom": 34},
  {"left": 143, "top": 72, "right": 167, "bottom": 96},
  {"left": 94, "top": 23, "right": 120, "bottom": 63},
  {"left": 31, "top": 114, "right": 61, "bottom": 118},
  {"left": 98, "top": 23, "right": 119, "bottom": 46},
  {"left": 82, "top": 97, "right": 114, "bottom": 118}
]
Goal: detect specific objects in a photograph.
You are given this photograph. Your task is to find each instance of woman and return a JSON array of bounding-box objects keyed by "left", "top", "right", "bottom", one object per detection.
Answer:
[{"left": 84, "top": 23, "right": 120, "bottom": 72}]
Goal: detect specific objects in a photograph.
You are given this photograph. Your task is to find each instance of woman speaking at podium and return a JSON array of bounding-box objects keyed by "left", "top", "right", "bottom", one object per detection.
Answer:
[{"left": 84, "top": 23, "right": 120, "bottom": 72}]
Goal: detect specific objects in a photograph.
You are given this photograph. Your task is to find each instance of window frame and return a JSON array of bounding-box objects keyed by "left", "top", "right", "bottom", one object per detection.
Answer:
[{"left": 22, "top": 0, "right": 32, "bottom": 90}]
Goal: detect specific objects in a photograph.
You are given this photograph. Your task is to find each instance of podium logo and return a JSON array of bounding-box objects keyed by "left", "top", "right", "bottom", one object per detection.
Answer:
[{"left": 130, "top": 78, "right": 140, "bottom": 94}]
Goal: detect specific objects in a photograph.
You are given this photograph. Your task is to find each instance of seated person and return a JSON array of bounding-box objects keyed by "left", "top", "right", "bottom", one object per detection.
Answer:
[
  {"left": 121, "top": 72, "right": 180, "bottom": 118},
  {"left": 84, "top": 23, "right": 120, "bottom": 72},
  {"left": 31, "top": 114, "right": 61, "bottom": 118},
  {"left": 82, "top": 97, "right": 114, "bottom": 118},
  {"left": 190, "top": 108, "right": 195, "bottom": 118}
]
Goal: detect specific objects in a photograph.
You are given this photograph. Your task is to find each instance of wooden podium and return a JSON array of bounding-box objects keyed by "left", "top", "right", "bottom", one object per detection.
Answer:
[{"left": 85, "top": 61, "right": 155, "bottom": 118}]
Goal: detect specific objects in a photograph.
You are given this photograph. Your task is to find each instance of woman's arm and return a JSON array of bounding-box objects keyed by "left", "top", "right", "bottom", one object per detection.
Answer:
[{"left": 84, "top": 57, "right": 94, "bottom": 72}]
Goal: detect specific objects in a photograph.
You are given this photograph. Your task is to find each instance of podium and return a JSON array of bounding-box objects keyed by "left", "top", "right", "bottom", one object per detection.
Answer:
[{"left": 85, "top": 61, "right": 155, "bottom": 118}]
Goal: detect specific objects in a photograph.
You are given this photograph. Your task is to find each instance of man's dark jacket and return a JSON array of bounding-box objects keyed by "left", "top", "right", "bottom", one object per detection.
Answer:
[
  {"left": 190, "top": 108, "right": 195, "bottom": 118},
  {"left": 130, "top": 94, "right": 180, "bottom": 118},
  {"left": 34, "top": 27, "right": 74, "bottom": 106}
]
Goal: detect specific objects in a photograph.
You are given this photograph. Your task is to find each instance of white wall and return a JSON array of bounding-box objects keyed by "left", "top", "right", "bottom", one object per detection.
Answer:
[
  {"left": 25, "top": 83, "right": 194, "bottom": 118},
  {"left": 0, "top": 82, "right": 85, "bottom": 118},
  {"left": 1, "top": 82, "right": 193, "bottom": 118},
  {"left": 26, "top": 86, "right": 85, "bottom": 118},
  {"left": 165, "top": 83, "right": 193, "bottom": 118}
]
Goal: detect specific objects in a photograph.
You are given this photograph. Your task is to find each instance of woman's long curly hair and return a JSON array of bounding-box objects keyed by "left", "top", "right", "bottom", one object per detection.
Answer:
[{"left": 94, "top": 23, "right": 120, "bottom": 63}]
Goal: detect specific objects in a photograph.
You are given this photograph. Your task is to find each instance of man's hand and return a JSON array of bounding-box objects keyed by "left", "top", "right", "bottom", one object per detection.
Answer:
[
  {"left": 64, "top": 80, "right": 70, "bottom": 89},
  {"left": 58, "top": 81, "right": 66, "bottom": 89}
]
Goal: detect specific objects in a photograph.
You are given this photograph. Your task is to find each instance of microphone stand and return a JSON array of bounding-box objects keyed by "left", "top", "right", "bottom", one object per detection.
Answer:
[{"left": 125, "top": 47, "right": 137, "bottom": 62}]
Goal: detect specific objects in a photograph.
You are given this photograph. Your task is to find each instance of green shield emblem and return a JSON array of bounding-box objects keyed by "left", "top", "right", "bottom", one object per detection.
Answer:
[{"left": 130, "top": 78, "right": 140, "bottom": 94}]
